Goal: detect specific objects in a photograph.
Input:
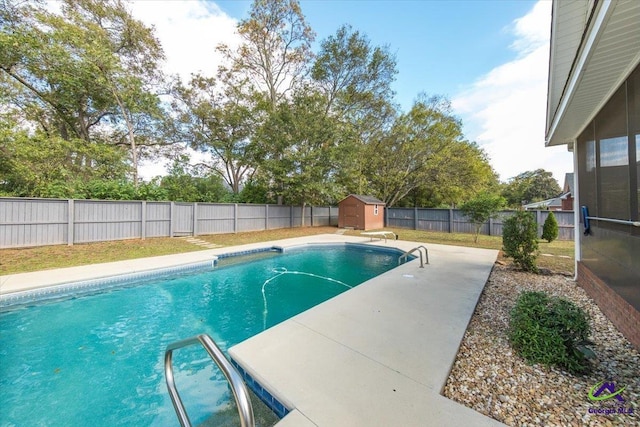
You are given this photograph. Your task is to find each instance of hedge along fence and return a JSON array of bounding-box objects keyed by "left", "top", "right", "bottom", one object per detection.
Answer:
[
  {"left": 0, "top": 197, "right": 339, "bottom": 248},
  {"left": 385, "top": 207, "right": 575, "bottom": 241}
]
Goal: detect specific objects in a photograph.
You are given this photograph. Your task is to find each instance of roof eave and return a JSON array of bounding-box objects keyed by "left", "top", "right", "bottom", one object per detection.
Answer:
[{"left": 546, "top": 1, "right": 640, "bottom": 147}]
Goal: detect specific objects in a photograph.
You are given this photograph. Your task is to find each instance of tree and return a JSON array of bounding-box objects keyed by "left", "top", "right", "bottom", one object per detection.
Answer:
[
  {"left": 400, "top": 141, "right": 499, "bottom": 207},
  {"left": 172, "top": 75, "right": 257, "bottom": 194},
  {"left": 363, "top": 95, "right": 470, "bottom": 206},
  {"left": 2, "top": 1, "right": 111, "bottom": 142},
  {"left": 67, "top": 0, "right": 167, "bottom": 185},
  {"left": 256, "top": 88, "right": 345, "bottom": 223},
  {"left": 311, "top": 24, "right": 398, "bottom": 196},
  {"left": 502, "top": 169, "right": 561, "bottom": 207},
  {"left": 217, "top": 0, "right": 315, "bottom": 109},
  {"left": 236, "top": 178, "right": 272, "bottom": 204},
  {"left": 502, "top": 210, "right": 539, "bottom": 272},
  {"left": 0, "top": 116, "right": 173, "bottom": 200},
  {"left": 311, "top": 24, "right": 397, "bottom": 119},
  {"left": 1, "top": 0, "right": 166, "bottom": 185},
  {"left": 215, "top": 0, "right": 316, "bottom": 204},
  {"left": 160, "top": 157, "right": 231, "bottom": 202},
  {"left": 542, "top": 211, "right": 559, "bottom": 243},
  {"left": 77, "top": 179, "right": 168, "bottom": 201},
  {"left": 459, "top": 192, "right": 506, "bottom": 243},
  {"left": 0, "top": 119, "right": 128, "bottom": 198}
]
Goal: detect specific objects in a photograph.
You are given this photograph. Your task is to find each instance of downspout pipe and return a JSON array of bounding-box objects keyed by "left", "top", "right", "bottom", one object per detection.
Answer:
[{"left": 571, "top": 140, "right": 580, "bottom": 281}]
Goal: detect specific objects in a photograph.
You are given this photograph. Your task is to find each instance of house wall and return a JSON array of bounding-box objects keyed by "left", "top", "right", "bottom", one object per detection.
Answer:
[
  {"left": 337, "top": 196, "right": 385, "bottom": 230},
  {"left": 338, "top": 196, "right": 363, "bottom": 229},
  {"left": 578, "top": 262, "right": 640, "bottom": 349},
  {"left": 363, "top": 204, "right": 384, "bottom": 230},
  {"left": 575, "top": 62, "right": 640, "bottom": 348}
]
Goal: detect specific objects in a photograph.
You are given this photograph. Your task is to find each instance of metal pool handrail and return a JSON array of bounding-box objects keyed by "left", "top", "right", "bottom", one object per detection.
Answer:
[
  {"left": 398, "top": 246, "right": 429, "bottom": 267},
  {"left": 164, "top": 334, "right": 255, "bottom": 427}
]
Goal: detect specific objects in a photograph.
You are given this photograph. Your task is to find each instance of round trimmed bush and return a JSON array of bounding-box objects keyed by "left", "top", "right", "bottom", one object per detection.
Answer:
[
  {"left": 502, "top": 210, "right": 539, "bottom": 272},
  {"left": 509, "top": 291, "right": 593, "bottom": 374},
  {"left": 542, "top": 211, "right": 559, "bottom": 243}
]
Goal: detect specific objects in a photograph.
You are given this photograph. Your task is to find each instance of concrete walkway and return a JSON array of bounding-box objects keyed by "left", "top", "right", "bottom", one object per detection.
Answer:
[
  {"left": 1, "top": 234, "right": 504, "bottom": 426},
  {"left": 229, "top": 237, "right": 504, "bottom": 426}
]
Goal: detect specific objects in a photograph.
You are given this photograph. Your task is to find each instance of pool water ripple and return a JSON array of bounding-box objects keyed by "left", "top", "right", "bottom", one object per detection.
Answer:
[{"left": 0, "top": 245, "right": 403, "bottom": 426}]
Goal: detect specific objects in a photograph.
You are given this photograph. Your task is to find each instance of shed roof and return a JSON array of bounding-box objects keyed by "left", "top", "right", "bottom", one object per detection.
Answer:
[{"left": 339, "top": 194, "right": 385, "bottom": 205}]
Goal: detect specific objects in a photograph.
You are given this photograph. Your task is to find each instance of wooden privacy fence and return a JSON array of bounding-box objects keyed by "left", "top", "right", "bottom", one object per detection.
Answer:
[
  {"left": 0, "top": 198, "right": 339, "bottom": 248},
  {"left": 385, "top": 208, "right": 575, "bottom": 241},
  {"left": 0, "top": 197, "right": 575, "bottom": 249}
]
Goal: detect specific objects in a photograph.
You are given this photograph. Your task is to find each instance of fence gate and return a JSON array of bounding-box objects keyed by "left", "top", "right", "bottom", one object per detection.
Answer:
[{"left": 173, "top": 203, "right": 194, "bottom": 236}]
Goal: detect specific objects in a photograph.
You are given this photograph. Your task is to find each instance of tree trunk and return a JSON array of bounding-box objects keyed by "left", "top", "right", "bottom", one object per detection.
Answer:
[{"left": 111, "top": 88, "right": 138, "bottom": 186}]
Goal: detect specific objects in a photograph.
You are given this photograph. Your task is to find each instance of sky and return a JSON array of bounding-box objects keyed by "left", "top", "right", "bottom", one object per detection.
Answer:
[{"left": 130, "top": 0, "right": 573, "bottom": 186}]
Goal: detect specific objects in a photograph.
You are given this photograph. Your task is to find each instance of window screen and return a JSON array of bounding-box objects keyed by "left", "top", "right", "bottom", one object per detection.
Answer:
[{"left": 595, "top": 85, "right": 629, "bottom": 220}]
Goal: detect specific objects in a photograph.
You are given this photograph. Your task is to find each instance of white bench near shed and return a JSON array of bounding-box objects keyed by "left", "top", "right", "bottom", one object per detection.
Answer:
[{"left": 360, "top": 231, "right": 397, "bottom": 243}]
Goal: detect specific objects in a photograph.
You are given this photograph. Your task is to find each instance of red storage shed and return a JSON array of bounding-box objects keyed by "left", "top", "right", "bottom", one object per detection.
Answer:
[{"left": 338, "top": 195, "right": 385, "bottom": 230}]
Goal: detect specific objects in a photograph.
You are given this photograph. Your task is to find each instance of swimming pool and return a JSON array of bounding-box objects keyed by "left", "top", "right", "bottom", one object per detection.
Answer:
[{"left": 0, "top": 244, "right": 407, "bottom": 426}]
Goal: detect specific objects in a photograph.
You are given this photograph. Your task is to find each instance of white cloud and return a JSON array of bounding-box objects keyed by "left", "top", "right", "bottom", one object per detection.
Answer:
[
  {"left": 129, "top": 0, "right": 240, "bottom": 81},
  {"left": 129, "top": 1, "right": 241, "bottom": 180},
  {"left": 453, "top": 0, "right": 572, "bottom": 185}
]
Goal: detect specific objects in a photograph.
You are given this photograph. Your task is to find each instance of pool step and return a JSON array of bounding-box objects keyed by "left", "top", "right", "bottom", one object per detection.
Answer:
[{"left": 179, "top": 237, "right": 223, "bottom": 249}]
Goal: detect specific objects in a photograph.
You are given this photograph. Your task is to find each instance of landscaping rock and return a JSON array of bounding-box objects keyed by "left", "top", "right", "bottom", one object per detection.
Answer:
[{"left": 443, "top": 264, "right": 640, "bottom": 426}]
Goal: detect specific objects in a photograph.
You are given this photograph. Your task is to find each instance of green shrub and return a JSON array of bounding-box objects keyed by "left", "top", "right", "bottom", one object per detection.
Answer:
[
  {"left": 459, "top": 192, "right": 506, "bottom": 243},
  {"left": 542, "top": 211, "right": 559, "bottom": 243},
  {"left": 502, "top": 210, "right": 539, "bottom": 272},
  {"left": 509, "top": 291, "right": 593, "bottom": 374}
]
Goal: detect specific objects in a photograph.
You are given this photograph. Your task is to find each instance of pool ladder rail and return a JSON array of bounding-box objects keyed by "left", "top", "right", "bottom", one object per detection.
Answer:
[
  {"left": 398, "top": 245, "right": 429, "bottom": 268},
  {"left": 164, "top": 334, "right": 255, "bottom": 427}
]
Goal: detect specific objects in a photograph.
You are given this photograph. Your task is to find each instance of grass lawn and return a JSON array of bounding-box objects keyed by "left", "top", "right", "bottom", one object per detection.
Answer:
[
  {"left": 0, "top": 226, "right": 574, "bottom": 275},
  {"left": 343, "top": 228, "right": 574, "bottom": 275},
  {"left": 0, "top": 227, "right": 337, "bottom": 275}
]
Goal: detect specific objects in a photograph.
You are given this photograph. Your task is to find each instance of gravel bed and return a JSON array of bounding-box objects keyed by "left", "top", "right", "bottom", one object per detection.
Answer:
[{"left": 443, "top": 264, "right": 639, "bottom": 426}]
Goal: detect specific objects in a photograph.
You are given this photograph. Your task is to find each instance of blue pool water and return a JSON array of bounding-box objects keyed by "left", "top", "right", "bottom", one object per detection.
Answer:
[{"left": 0, "top": 244, "right": 403, "bottom": 426}]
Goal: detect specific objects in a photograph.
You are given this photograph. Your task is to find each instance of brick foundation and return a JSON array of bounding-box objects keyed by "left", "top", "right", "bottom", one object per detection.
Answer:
[{"left": 577, "top": 262, "right": 640, "bottom": 350}]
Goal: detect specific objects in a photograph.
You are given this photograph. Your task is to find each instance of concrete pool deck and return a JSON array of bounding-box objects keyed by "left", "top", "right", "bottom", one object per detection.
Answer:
[{"left": 0, "top": 234, "right": 504, "bottom": 426}]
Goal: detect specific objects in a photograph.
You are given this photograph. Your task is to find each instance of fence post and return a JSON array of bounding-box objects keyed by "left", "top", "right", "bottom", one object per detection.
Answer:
[
  {"left": 234, "top": 203, "right": 238, "bottom": 233},
  {"left": 414, "top": 207, "right": 418, "bottom": 230},
  {"left": 141, "top": 201, "right": 146, "bottom": 240},
  {"left": 290, "top": 206, "right": 294, "bottom": 228},
  {"left": 536, "top": 210, "right": 542, "bottom": 237},
  {"left": 169, "top": 202, "right": 175, "bottom": 238},
  {"left": 488, "top": 216, "right": 493, "bottom": 236},
  {"left": 265, "top": 204, "right": 269, "bottom": 230},
  {"left": 193, "top": 202, "right": 198, "bottom": 236},
  {"left": 67, "top": 199, "right": 74, "bottom": 246},
  {"left": 310, "top": 206, "right": 314, "bottom": 227},
  {"left": 384, "top": 206, "right": 388, "bottom": 227},
  {"left": 449, "top": 209, "right": 454, "bottom": 234}
]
